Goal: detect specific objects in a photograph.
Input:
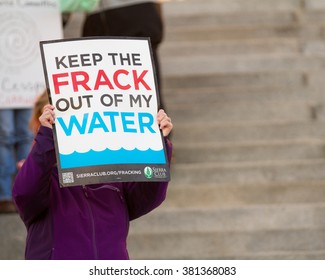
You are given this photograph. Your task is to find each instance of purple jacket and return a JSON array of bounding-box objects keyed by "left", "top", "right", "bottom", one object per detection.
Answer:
[{"left": 13, "top": 126, "right": 172, "bottom": 260}]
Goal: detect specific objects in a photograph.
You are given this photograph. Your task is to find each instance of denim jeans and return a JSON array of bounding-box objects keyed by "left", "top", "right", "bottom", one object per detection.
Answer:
[{"left": 0, "top": 109, "right": 33, "bottom": 201}]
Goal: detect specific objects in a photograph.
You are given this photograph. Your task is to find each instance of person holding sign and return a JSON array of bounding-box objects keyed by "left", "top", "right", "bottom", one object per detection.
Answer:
[{"left": 12, "top": 104, "right": 173, "bottom": 260}]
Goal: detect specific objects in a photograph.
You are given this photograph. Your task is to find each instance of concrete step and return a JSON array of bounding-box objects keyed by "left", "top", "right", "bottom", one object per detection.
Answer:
[
  {"left": 164, "top": 86, "right": 311, "bottom": 106},
  {"left": 160, "top": 38, "right": 300, "bottom": 57},
  {"left": 163, "top": 0, "right": 303, "bottom": 16},
  {"left": 164, "top": 24, "right": 300, "bottom": 42},
  {"left": 162, "top": 72, "right": 325, "bottom": 108},
  {"left": 162, "top": 69, "right": 325, "bottom": 104},
  {"left": 127, "top": 228, "right": 325, "bottom": 259},
  {"left": 305, "top": 8, "right": 325, "bottom": 22},
  {"left": 303, "top": 40, "right": 325, "bottom": 56},
  {"left": 163, "top": 2, "right": 325, "bottom": 31},
  {"left": 162, "top": 1, "right": 325, "bottom": 44},
  {"left": 130, "top": 203, "right": 325, "bottom": 234},
  {"left": 161, "top": 66, "right": 325, "bottom": 94},
  {"left": 162, "top": 71, "right": 305, "bottom": 91},
  {"left": 161, "top": 53, "right": 325, "bottom": 76},
  {"left": 300, "top": 23, "right": 325, "bottom": 42},
  {"left": 167, "top": 100, "right": 312, "bottom": 123},
  {"left": 305, "top": 0, "right": 325, "bottom": 10},
  {"left": 0, "top": 214, "right": 25, "bottom": 260},
  {"left": 165, "top": 180, "right": 325, "bottom": 208},
  {"left": 164, "top": 10, "right": 298, "bottom": 30},
  {"left": 173, "top": 140, "right": 325, "bottom": 164},
  {"left": 162, "top": 70, "right": 325, "bottom": 110},
  {"left": 128, "top": 199, "right": 325, "bottom": 259},
  {"left": 171, "top": 159, "right": 325, "bottom": 186},
  {"left": 173, "top": 120, "right": 325, "bottom": 144}
]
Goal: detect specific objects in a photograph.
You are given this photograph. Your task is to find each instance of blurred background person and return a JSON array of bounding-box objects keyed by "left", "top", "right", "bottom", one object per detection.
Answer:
[
  {"left": 82, "top": 0, "right": 166, "bottom": 111},
  {"left": 29, "top": 90, "right": 49, "bottom": 136},
  {"left": 16, "top": 90, "right": 49, "bottom": 171},
  {"left": 0, "top": 108, "right": 33, "bottom": 213}
]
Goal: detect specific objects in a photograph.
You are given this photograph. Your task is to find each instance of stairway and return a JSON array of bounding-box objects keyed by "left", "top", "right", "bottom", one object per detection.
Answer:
[{"left": 126, "top": 0, "right": 325, "bottom": 259}]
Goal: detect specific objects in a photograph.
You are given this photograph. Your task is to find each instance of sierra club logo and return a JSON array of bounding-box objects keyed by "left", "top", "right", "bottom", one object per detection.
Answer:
[{"left": 144, "top": 167, "right": 153, "bottom": 179}]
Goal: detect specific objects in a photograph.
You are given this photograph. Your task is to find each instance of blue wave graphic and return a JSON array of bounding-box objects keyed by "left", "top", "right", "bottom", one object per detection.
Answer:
[{"left": 59, "top": 148, "right": 166, "bottom": 169}]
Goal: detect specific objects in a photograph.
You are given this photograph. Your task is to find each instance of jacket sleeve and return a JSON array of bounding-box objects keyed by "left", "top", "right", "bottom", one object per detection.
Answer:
[
  {"left": 123, "top": 138, "right": 173, "bottom": 221},
  {"left": 12, "top": 126, "right": 57, "bottom": 227}
]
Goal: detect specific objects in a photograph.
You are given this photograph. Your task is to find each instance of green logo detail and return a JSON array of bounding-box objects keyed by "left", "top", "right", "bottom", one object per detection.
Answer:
[{"left": 144, "top": 167, "right": 153, "bottom": 179}]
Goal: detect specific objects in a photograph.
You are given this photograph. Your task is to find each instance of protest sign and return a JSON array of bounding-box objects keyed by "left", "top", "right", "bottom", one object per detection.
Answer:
[
  {"left": 0, "top": 0, "right": 62, "bottom": 108},
  {"left": 40, "top": 37, "right": 170, "bottom": 187}
]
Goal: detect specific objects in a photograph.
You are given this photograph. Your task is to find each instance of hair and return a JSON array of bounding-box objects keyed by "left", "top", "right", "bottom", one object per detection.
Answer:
[{"left": 29, "top": 90, "right": 49, "bottom": 134}]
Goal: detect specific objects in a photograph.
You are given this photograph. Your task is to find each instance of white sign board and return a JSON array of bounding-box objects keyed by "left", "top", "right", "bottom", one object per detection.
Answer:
[
  {"left": 40, "top": 37, "right": 170, "bottom": 187},
  {"left": 0, "top": 0, "right": 62, "bottom": 108}
]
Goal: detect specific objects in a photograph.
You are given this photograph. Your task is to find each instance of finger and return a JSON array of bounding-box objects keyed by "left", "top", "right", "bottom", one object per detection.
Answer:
[
  {"left": 42, "top": 104, "right": 54, "bottom": 112},
  {"left": 159, "top": 115, "right": 171, "bottom": 126},
  {"left": 160, "top": 119, "right": 172, "bottom": 130},
  {"left": 43, "top": 107, "right": 55, "bottom": 121},
  {"left": 156, "top": 109, "right": 166, "bottom": 122},
  {"left": 161, "top": 122, "right": 173, "bottom": 137}
]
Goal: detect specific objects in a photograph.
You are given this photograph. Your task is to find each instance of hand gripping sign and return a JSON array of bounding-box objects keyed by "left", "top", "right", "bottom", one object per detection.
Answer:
[{"left": 40, "top": 37, "right": 170, "bottom": 187}]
